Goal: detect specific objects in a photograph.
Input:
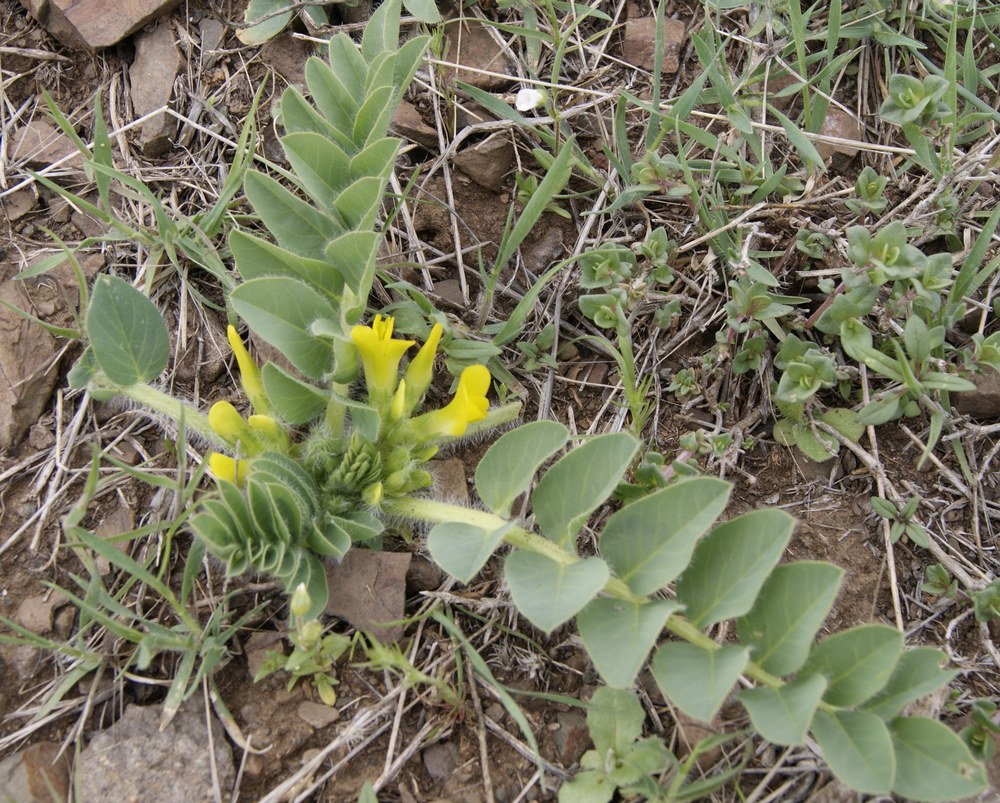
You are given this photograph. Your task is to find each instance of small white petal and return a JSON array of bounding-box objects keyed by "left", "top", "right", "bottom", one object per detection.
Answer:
[{"left": 515, "top": 88, "right": 546, "bottom": 111}]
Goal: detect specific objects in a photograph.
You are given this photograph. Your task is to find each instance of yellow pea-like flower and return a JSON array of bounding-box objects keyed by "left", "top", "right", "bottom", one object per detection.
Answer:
[
  {"left": 249, "top": 414, "right": 289, "bottom": 451},
  {"left": 409, "top": 365, "right": 491, "bottom": 439},
  {"left": 208, "top": 453, "right": 250, "bottom": 485},
  {"left": 208, "top": 401, "right": 262, "bottom": 454},
  {"left": 350, "top": 315, "right": 414, "bottom": 403},
  {"left": 227, "top": 325, "right": 271, "bottom": 415},
  {"left": 403, "top": 323, "right": 443, "bottom": 413}
]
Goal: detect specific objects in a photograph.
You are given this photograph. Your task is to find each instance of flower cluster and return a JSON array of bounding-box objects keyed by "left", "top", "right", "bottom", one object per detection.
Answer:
[{"left": 206, "top": 317, "right": 491, "bottom": 510}]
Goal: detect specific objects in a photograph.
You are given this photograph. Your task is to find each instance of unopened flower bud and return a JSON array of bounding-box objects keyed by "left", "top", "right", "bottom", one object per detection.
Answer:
[{"left": 290, "top": 583, "right": 311, "bottom": 619}]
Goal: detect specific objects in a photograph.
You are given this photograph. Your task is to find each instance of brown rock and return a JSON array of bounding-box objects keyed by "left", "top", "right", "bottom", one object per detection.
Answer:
[
  {"left": 0, "top": 277, "right": 64, "bottom": 449},
  {"left": 129, "top": 22, "right": 183, "bottom": 156},
  {"left": 432, "top": 278, "right": 465, "bottom": 307},
  {"left": 19, "top": 0, "right": 182, "bottom": 51},
  {"left": 296, "top": 700, "right": 340, "bottom": 729},
  {"left": 199, "top": 18, "right": 225, "bottom": 69},
  {"left": 406, "top": 556, "right": 443, "bottom": 593},
  {"left": 623, "top": 17, "right": 686, "bottom": 75},
  {"left": 259, "top": 33, "right": 313, "bottom": 87},
  {"left": 454, "top": 135, "right": 515, "bottom": 192},
  {"left": 2, "top": 187, "right": 38, "bottom": 222},
  {"left": 423, "top": 741, "right": 460, "bottom": 781},
  {"left": 0, "top": 742, "right": 71, "bottom": 803},
  {"left": 9, "top": 120, "right": 80, "bottom": 168},
  {"left": 954, "top": 369, "right": 1000, "bottom": 419},
  {"left": 325, "top": 550, "right": 412, "bottom": 642},
  {"left": 553, "top": 711, "right": 590, "bottom": 766},
  {"left": 443, "top": 18, "right": 514, "bottom": 90},
  {"left": 15, "top": 592, "right": 67, "bottom": 635},
  {"left": 392, "top": 101, "right": 439, "bottom": 149},
  {"left": 431, "top": 457, "right": 469, "bottom": 504},
  {"left": 815, "top": 107, "right": 863, "bottom": 168}
]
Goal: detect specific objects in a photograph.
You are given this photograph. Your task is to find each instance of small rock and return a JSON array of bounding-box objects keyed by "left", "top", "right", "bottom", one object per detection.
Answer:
[
  {"left": 443, "top": 18, "right": 514, "bottom": 90},
  {"left": 406, "top": 556, "right": 443, "bottom": 593},
  {"left": 199, "top": 18, "right": 225, "bottom": 68},
  {"left": 454, "top": 135, "right": 515, "bottom": 192},
  {"left": 0, "top": 742, "right": 72, "bottom": 803},
  {"left": 18, "top": 0, "right": 181, "bottom": 51},
  {"left": 623, "top": 17, "right": 686, "bottom": 75},
  {"left": 11, "top": 645, "right": 43, "bottom": 681},
  {"left": 815, "top": 107, "right": 863, "bottom": 168},
  {"left": 431, "top": 457, "right": 469, "bottom": 504},
  {"left": 76, "top": 699, "right": 235, "bottom": 802},
  {"left": 296, "top": 700, "right": 340, "bottom": 729},
  {"left": 9, "top": 120, "right": 80, "bottom": 168},
  {"left": 130, "top": 22, "right": 183, "bottom": 156},
  {"left": 954, "top": 369, "right": 1000, "bottom": 419},
  {"left": 522, "top": 225, "right": 564, "bottom": 273},
  {"left": 2, "top": 187, "right": 38, "bottom": 221},
  {"left": 259, "top": 33, "right": 312, "bottom": 87},
  {"left": 553, "top": 711, "right": 590, "bottom": 766},
  {"left": 432, "top": 278, "right": 466, "bottom": 307},
  {"left": 53, "top": 604, "right": 76, "bottom": 639},
  {"left": 0, "top": 276, "right": 64, "bottom": 449},
  {"left": 392, "top": 101, "right": 439, "bottom": 149},
  {"left": 325, "top": 550, "right": 412, "bottom": 643},
  {"left": 27, "top": 422, "right": 56, "bottom": 450},
  {"left": 423, "top": 741, "right": 460, "bottom": 781},
  {"left": 15, "top": 592, "right": 66, "bottom": 635}
]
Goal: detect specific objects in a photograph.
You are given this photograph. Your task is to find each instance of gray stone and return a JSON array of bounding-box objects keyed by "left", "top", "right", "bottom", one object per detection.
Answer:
[
  {"left": 454, "top": 135, "right": 515, "bottom": 192},
  {"left": 18, "top": 0, "right": 182, "bottom": 51},
  {"left": 623, "top": 17, "right": 686, "bottom": 75},
  {"left": 0, "top": 742, "right": 71, "bottom": 803},
  {"left": 15, "top": 592, "right": 66, "bottom": 635},
  {"left": 77, "top": 699, "right": 235, "bottom": 802},
  {"left": 199, "top": 18, "right": 225, "bottom": 69},
  {"left": 130, "top": 22, "right": 183, "bottom": 156},
  {"left": 422, "top": 741, "right": 460, "bottom": 781}
]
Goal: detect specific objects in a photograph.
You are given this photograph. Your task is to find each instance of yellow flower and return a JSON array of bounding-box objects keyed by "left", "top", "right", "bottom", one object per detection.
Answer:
[
  {"left": 249, "top": 414, "right": 289, "bottom": 450},
  {"left": 403, "top": 323, "right": 443, "bottom": 413},
  {"left": 227, "top": 325, "right": 271, "bottom": 415},
  {"left": 389, "top": 379, "right": 408, "bottom": 421},
  {"left": 409, "top": 365, "right": 491, "bottom": 438},
  {"left": 208, "top": 453, "right": 250, "bottom": 485},
  {"left": 350, "top": 315, "right": 414, "bottom": 404},
  {"left": 209, "top": 401, "right": 262, "bottom": 455}
]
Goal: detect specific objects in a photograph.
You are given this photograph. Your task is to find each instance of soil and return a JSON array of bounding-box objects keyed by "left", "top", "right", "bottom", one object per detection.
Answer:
[{"left": 2, "top": 0, "right": 999, "bottom": 801}]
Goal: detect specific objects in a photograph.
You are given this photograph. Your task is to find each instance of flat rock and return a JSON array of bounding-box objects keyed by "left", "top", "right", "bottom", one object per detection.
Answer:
[
  {"left": 19, "top": 0, "right": 181, "bottom": 51},
  {"left": 954, "top": 370, "right": 1000, "bottom": 419},
  {"left": 9, "top": 120, "right": 79, "bottom": 168},
  {"left": 2, "top": 187, "right": 39, "bottom": 222},
  {"left": 0, "top": 276, "right": 64, "bottom": 449},
  {"left": 15, "top": 592, "right": 66, "bottom": 635},
  {"left": 296, "top": 700, "right": 340, "bottom": 729},
  {"left": 130, "top": 22, "right": 183, "bottom": 156},
  {"left": 0, "top": 742, "right": 71, "bottom": 803},
  {"left": 454, "top": 135, "right": 515, "bottom": 192},
  {"left": 324, "top": 550, "right": 412, "bottom": 643},
  {"left": 815, "top": 107, "right": 863, "bottom": 168},
  {"left": 77, "top": 699, "right": 235, "bottom": 802},
  {"left": 199, "top": 18, "right": 225, "bottom": 69},
  {"left": 443, "top": 18, "right": 514, "bottom": 90},
  {"left": 623, "top": 17, "right": 686, "bottom": 75},
  {"left": 392, "top": 101, "right": 439, "bottom": 149}
]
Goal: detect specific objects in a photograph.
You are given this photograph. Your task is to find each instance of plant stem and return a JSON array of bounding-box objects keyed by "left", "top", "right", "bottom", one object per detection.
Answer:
[{"left": 115, "top": 382, "right": 226, "bottom": 450}]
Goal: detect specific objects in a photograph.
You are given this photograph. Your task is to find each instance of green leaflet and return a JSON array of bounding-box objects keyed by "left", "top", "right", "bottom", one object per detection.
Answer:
[
  {"left": 578, "top": 598, "right": 679, "bottom": 689},
  {"left": 504, "top": 552, "right": 609, "bottom": 634},
  {"left": 677, "top": 509, "right": 793, "bottom": 629},
  {"left": 475, "top": 420, "right": 569, "bottom": 517},
  {"left": 86, "top": 275, "right": 169, "bottom": 386},
  {"left": 652, "top": 643, "right": 749, "bottom": 723}
]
